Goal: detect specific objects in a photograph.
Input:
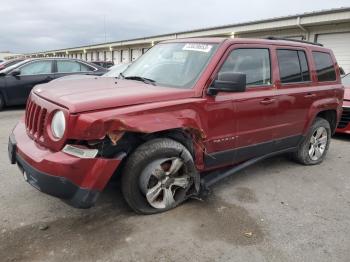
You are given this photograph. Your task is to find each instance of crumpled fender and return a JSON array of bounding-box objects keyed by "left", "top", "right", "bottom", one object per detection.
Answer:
[{"left": 67, "top": 100, "right": 208, "bottom": 169}]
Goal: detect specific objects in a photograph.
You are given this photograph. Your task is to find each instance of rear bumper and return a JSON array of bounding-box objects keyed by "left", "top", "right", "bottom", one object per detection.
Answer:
[
  {"left": 336, "top": 104, "right": 350, "bottom": 134},
  {"left": 9, "top": 121, "right": 124, "bottom": 208}
]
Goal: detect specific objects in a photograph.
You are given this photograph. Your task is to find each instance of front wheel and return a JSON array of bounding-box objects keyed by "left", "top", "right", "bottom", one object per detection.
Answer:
[
  {"left": 121, "top": 138, "right": 199, "bottom": 214},
  {"left": 293, "top": 117, "right": 331, "bottom": 165}
]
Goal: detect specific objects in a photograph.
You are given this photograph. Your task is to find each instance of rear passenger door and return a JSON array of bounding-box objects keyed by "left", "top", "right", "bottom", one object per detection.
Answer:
[
  {"left": 54, "top": 60, "right": 96, "bottom": 79},
  {"left": 274, "top": 48, "right": 315, "bottom": 142}
]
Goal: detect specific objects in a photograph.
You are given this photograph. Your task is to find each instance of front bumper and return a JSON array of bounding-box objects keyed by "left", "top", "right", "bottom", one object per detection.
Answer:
[
  {"left": 336, "top": 103, "right": 350, "bottom": 134},
  {"left": 9, "top": 121, "right": 124, "bottom": 208}
]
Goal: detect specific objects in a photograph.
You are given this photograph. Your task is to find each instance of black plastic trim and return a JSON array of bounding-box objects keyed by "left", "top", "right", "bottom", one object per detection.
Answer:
[
  {"left": 204, "top": 135, "right": 302, "bottom": 168},
  {"left": 13, "top": 151, "right": 99, "bottom": 209}
]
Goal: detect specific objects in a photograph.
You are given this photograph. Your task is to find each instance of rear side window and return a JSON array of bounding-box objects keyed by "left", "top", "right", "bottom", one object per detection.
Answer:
[
  {"left": 57, "top": 61, "right": 94, "bottom": 73},
  {"left": 219, "top": 48, "right": 271, "bottom": 86},
  {"left": 312, "top": 52, "right": 336, "bottom": 82},
  {"left": 277, "top": 50, "right": 310, "bottom": 83}
]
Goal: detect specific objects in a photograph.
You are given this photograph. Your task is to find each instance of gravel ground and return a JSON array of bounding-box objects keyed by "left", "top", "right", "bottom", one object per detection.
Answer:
[{"left": 0, "top": 108, "right": 349, "bottom": 262}]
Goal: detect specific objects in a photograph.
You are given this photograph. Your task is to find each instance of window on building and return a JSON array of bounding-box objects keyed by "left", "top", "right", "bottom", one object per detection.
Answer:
[
  {"left": 312, "top": 51, "right": 336, "bottom": 82},
  {"left": 218, "top": 48, "right": 271, "bottom": 86},
  {"left": 277, "top": 49, "right": 310, "bottom": 83}
]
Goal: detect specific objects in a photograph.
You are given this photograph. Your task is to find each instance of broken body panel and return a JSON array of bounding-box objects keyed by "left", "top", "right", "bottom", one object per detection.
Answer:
[{"left": 9, "top": 38, "right": 344, "bottom": 208}]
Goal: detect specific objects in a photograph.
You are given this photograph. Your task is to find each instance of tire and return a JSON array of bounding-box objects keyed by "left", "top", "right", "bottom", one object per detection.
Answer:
[
  {"left": 293, "top": 117, "right": 331, "bottom": 165},
  {"left": 121, "top": 138, "right": 199, "bottom": 214},
  {"left": 0, "top": 94, "right": 5, "bottom": 111}
]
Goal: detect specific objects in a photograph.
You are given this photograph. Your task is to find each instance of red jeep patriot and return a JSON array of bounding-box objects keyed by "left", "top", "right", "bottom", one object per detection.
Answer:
[{"left": 8, "top": 38, "right": 344, "bottom": 214}]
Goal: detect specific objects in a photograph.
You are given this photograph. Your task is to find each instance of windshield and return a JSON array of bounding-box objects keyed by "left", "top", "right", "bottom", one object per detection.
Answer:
[
  {"left": 122, "top": 42, "right": 218, "bottom": 88},
  {"left": 103, "top": 63, "right": 130, "bottom": 77},
  {"left": 343, "top": 74, "right": 350, "bottom": 86}
]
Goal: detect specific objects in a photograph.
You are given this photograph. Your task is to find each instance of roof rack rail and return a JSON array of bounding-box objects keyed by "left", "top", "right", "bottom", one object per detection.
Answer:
[{"left": 265, "top": 36, "right": 323, "bottom": 47}]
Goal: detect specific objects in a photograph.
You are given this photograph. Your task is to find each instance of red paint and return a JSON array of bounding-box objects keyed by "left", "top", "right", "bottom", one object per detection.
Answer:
[
  {"left": 336, "top": 87, "right": 350, "bottom": 134},
  {"left": 12, "top": 38, "right": 344, "bottom": 193}
]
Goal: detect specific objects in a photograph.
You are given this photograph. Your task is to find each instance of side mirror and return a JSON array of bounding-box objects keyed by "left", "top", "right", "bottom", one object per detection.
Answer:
[
  {"left": 11, "top": 69, "right": 21, "bottom": 77},
  {"left": 207, "top": 72, "right": 246, "bottom": 96}
]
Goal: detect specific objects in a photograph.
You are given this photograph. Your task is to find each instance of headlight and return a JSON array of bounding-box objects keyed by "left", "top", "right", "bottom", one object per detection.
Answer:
[{"left": 51, "top": 111, "right": 66, "bottom": 139}]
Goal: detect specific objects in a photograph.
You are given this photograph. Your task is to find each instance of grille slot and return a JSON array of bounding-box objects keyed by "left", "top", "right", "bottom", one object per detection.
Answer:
[
  {"left": 25, "top": 99, "right": 47, "bottom": 139},
  {"left": 338, "top": 107, "right": 350, "bottom": 129}
]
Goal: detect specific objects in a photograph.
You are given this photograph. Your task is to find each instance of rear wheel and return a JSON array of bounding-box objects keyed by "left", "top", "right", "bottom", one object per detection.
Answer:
[
  {"left": 293, "top": 117, "right": 331, "bottom": 165},
  {"left": 121, "top": 138, "right": 199, "bottom": 214}
]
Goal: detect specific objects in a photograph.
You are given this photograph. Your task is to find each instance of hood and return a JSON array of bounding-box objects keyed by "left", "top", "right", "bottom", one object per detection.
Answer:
[{"left": 34, "top": 77, "right": 195, "bottom": 113}]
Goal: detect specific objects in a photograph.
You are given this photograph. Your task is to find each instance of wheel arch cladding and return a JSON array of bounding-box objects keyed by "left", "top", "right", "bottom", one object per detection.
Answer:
[
  {"left": 316, "top": 110, "right": 337, "bottom": 134},
  {"left": 304, "top": 97, "right": 341, "bottom": 135}
]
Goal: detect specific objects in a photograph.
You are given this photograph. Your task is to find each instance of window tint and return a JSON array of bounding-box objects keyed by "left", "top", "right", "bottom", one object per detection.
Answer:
[
  {"left": 57, "top": 61, "right": 94, "bottom": 73},
  {"left": 20, "top": 61, "right": 52, "bottom": 75},
  {"left": 277, "top": 50, "right": 310, "bottom": 83},
  {"left": 219, "top": 49, "right": 271, "bottom": 86},
  {"left": 312, "top": 52, "right": 336, "bottom": 82}
]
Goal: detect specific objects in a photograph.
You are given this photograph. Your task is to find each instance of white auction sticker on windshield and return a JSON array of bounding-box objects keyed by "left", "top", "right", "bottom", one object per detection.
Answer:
[{"left": 183, "top": 43, "right": 213, "bottom": 53}]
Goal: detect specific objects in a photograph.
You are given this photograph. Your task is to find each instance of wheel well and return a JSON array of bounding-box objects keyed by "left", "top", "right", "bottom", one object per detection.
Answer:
[
  {"left": 100, "top": 128, "right": 195, "bottom": 160},
  {"left": 142, "top": 129, "right": 195, "bottom": 157},
  {"left": 104, "top": 129, "right": 196, "bottom": 181},
  {"left": 316, "top": 110, "right": 337, "bottom": 134}
]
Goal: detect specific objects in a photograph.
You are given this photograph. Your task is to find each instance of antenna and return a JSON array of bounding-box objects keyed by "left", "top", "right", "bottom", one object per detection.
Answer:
[{"left": 104, "top": 15, "right": 107, "bottom": 43}]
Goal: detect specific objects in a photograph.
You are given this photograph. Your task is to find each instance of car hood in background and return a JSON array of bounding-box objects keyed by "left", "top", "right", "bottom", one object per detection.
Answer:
[
  {"left": 52, "top": 74, "right": 99, "bottom": 82},
  {"left": 34, "top": 77, "right": 195, "bottom": 113}
]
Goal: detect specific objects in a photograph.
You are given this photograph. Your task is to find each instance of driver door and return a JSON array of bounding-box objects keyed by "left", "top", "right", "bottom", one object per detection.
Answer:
[
  {"left": 204, "top": 45, "right": 278, "bottom": 168},
  {"left": 5, "top": 60, "right": 54, "bottom": 105}
]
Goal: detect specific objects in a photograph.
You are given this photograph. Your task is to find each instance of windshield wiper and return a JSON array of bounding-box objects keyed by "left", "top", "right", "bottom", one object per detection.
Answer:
[{"left": 123, "top": 75, "right": 157, "bottom": 86}]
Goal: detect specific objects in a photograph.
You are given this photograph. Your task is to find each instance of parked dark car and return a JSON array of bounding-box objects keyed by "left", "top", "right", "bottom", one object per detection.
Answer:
[
  {"left": 0, "top": 58, "right": 107, "bottom": 110},
  {"left": 53, "top": 62, "right": 131, "bottom": 82},
  {"left": 0, "top": 58, "right": 25, "bottom": 71},
  {"left": 91, "top": 61, "right": 114, "bottom": 68}
]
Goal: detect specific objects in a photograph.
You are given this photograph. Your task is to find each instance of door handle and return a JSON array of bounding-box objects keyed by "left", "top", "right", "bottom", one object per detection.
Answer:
[
  {"left": 304, "top": 93, "right": 316, "bottom": 98},
  {"left": 260, "top": 98, "right": 276, "bottom": 105}
]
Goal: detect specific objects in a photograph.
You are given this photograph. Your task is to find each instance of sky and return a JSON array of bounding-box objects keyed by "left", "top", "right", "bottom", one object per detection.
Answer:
[{"left": 0, "top": 0, "right": 349, "bottom": 53}]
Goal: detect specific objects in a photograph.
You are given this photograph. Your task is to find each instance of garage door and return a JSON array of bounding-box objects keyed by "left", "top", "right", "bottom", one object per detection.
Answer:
[
  {"left": 121, "top": 49, "right": 130, "bottom": 63},
  {"left": 317, "top": 33, "right": 350, "bottom": 74},
  {"left": 105, "top": 51, "right": 112, "bottom": 61},
  {"left": 131, "top": 49, "right": 142, "bottom": 61}
]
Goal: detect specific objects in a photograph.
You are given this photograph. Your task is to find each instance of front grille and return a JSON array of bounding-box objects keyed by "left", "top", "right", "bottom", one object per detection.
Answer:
[
  {"left": 25, "top": 99, "right": 47, "bottom": 139},
  {"left": 338, "top": 107, "right": 350, "bottom": 129}
]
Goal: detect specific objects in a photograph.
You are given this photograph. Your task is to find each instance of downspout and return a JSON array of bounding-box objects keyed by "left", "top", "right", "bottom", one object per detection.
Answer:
[{"left": 296, "top": 16, "right": 309, "bottom": 41}]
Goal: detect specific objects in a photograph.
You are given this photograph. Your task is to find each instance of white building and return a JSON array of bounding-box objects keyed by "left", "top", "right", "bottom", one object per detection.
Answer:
[
  {"left": 0, "top": 52, "right": 23, "bottom": 61},
  {"left": 19, "top": 7, "right": 350, "bottom": 73}
]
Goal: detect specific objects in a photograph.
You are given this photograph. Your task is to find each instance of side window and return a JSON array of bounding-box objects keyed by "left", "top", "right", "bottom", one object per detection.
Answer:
[
  {"left": 57, "top": 61, "right": 81, "bottom": 73},
  {"left": 56, "top": 61, "right": 95, "bottom": 73},
  {"left": 312, "top": 52, "right": 336, "bottom": 82},
  {"left": 277, "top": 50, "right": 310, "bottom": 83},
  {"left": 79, "top": 62, "right": 94, "bottom": 72},
  {"left": 20, "top": 61, "right": 52, "bottom": 75},
  {"left": 218, "top": 48, "right": 271, "bottom": 86}
]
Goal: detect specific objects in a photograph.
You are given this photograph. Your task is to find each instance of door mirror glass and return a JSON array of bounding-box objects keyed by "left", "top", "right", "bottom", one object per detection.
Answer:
[{"left": 208, "top": 72, "right": 246, "bottom": 95}]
